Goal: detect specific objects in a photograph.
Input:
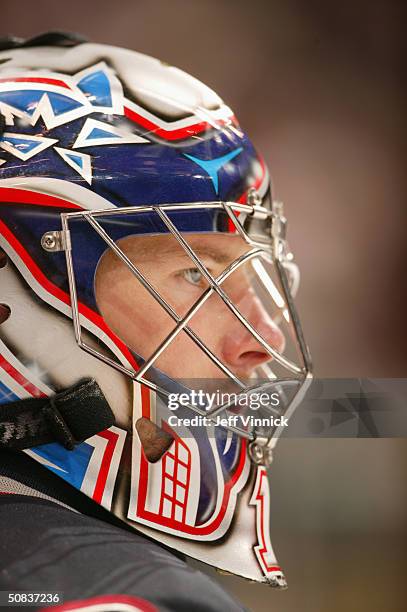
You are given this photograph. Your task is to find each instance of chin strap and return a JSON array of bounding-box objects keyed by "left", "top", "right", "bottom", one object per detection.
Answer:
[{"left": 0, "top": 379, "right": 115, "bottom": 451}]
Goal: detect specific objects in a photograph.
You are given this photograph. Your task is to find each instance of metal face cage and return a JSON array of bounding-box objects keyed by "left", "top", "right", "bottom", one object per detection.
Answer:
[{"left": 44, "top": 199, "right": 312, "bottom": 446}]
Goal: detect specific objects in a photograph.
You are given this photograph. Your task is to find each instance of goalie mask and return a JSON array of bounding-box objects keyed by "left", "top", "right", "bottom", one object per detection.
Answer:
[{"left": 0, "top": 33, "right": 312, "bottom": 588}]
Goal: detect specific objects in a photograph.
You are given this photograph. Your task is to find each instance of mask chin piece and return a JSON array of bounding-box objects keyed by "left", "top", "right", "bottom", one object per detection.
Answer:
[
  {"left": 248, "top": 438, "right": 273, "bottom": 466},
  {"left": 266, "top": 572, "right": 288, "bottom": 589}
]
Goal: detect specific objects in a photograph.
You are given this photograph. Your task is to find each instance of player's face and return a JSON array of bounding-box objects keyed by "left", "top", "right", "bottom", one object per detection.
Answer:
[{"left": 95, "top": 233, "right": 285, "bottom": 380}]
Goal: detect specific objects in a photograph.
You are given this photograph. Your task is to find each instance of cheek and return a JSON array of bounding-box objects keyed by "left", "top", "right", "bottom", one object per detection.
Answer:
[
  {"left": 188, "top": 299, "right": 233, "bottom": 349},
  {"left": 158, "top": 281, "right": 201, "bottom": 319},
  {"left": 96, "top": 276, "right": 174, "bottom": 356},
  {"left": 155, "top": 331, "right": 223, "bottom": 378}
]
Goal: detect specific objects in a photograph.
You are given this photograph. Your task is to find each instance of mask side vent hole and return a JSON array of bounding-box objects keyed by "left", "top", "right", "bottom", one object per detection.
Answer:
[
  {"left": 135, "top": 417, "right": 174, "bottom": 463},
  {"left": 0, "top": 250, "right": 10, "bottom": 323},
  {"left": 0, "top": 304, "right": 10, "bottom": 324},
  {"left": 0, "top": 249, "right": 7, "bottom": 268}
]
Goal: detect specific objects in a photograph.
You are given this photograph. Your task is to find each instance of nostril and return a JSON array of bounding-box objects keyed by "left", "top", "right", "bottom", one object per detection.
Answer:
[
  {"left": 0, "top": 304, "right": 10, "bottom": 324},
  {"left": 240, "top": 350, "right": 268, "bottom": 361},
  {"left": 237, "top": 350, "right": 271, "bottom": 368}
]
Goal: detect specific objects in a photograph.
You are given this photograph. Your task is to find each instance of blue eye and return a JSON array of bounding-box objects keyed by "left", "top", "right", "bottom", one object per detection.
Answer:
[{"left": 183, "top": 268, "right": 204, "bottom": 286}]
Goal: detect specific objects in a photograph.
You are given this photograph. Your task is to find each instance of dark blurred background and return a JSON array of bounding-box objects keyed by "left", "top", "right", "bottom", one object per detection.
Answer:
[{"left": 2, "top": 1, "right": 406, "bottom": 610}]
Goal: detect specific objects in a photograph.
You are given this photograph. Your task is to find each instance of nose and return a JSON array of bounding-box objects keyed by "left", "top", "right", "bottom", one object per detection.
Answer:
[{"left": 221, "top": 290, "right": 285, "bottom": 375}]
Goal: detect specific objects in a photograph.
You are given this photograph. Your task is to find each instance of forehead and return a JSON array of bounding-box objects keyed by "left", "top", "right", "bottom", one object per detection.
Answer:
[{"left": 114, "top": 233, "right": 251, "bottom": 264}]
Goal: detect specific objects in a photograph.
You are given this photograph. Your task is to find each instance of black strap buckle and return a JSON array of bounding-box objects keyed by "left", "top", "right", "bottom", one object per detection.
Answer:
[{"left": 0, "top": 378, "right": 115, "bottom": 451}]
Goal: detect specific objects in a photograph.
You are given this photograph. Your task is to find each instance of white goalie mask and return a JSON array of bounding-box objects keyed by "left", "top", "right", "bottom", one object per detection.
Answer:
[{"left": 0, "top": 34, "right": 312, "bottom": 588}]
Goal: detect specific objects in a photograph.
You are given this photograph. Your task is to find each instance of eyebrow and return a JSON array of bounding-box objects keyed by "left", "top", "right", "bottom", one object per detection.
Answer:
[
  {"left": 125, "top": 239, "right": 241, "bottom": 266},
  {"left": 176, "top": 245, "right": 234, "bottom": 265}
]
